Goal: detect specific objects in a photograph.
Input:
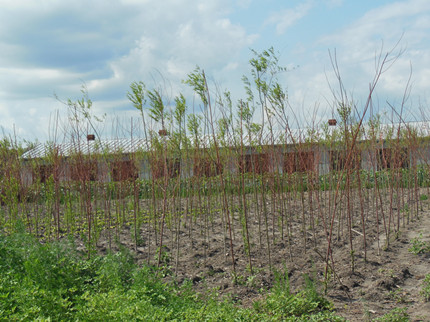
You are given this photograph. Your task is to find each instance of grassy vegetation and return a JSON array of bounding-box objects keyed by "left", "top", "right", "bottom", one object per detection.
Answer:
[
  {"left": 373, "top": 308, "right": 409, "bottom": 322},
  {"left": 421, "top": 274, "right": 430, "bottom": 302},
  {"left": 408, "top": 233, "right": 430, "bottom": 255},
  {"left": 0, "top": 230, "right": 344, "bottom": 321}
]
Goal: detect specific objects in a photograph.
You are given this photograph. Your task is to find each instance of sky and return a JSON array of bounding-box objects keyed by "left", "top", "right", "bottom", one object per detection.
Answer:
[{"left": 1, "top": 0, "right": 430, "bottom": 143}]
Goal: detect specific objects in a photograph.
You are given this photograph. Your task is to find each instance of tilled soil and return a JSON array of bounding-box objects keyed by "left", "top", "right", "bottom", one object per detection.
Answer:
[{"left": 88, "top": 188, "right": 430, "bottom": 321}]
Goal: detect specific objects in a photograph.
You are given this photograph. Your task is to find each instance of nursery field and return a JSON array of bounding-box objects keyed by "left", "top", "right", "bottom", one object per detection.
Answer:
[
  {"left": 2, "top": 46, "right": 430, "bottom": 320},
  {"left": 84, "top": 186, "right": 430, "bottom": 321},
  {"left": 2, "top": 177, "right": 430, "bottom": 320}
]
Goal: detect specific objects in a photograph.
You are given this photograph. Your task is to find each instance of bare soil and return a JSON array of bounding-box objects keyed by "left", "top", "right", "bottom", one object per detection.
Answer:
[{"left": 85, "top": 188, "right": 430, "bottom": 321}]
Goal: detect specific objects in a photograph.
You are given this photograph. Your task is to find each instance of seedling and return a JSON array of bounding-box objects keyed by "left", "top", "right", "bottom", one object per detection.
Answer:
[{"left": 408, "top": 233, "right": 430, "bottom": 255}]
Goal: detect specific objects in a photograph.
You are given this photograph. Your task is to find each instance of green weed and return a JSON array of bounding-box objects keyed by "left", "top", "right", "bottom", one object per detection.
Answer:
[
  {"left": 373, "top": 307, "right": 409, "bottom": 321},
  {"left": 408, "top": 233, "right": 430, "bottom": 255},
  {"left": 421, "top": 273, "right": 430, "bottom": 302},
  {"left": 0, "top": 231, "right": 345, "bottom": 321}
]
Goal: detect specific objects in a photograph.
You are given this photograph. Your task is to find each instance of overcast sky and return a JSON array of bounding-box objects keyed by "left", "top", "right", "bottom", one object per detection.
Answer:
[{"left": 1, "top": 0, "right": 430, "bottom": 142}]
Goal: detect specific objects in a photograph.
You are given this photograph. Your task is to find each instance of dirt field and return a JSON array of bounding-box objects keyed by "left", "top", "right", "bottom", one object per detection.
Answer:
[{"left": 85, "top": 188, "right": 430, "bottom": 321}]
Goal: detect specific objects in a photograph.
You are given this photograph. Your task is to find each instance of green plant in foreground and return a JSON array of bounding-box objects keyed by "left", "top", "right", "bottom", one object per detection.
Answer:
[
  {"left": 373, "top": 307, "right": 409, "bottom": 321},
  {"left": 408, "top": 233, "right": 430, "bottom": 255},
  {"left": 252, "top": 269, "right": 344, "bottom": 321},
  {"left": 0, "top": 231, "right": 347, "bottom": 321},
  {"left": 421, "top": 273, "right": 430, "bottom": 302},
  {"left": 387, "top": 288, "right": 409, "bottom": 304}
]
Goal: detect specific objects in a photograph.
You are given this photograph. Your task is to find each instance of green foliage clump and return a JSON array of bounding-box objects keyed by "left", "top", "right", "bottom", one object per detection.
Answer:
[
  {"left": 408, "top": 233, "right": 430, "bottom": 255},
  {"left": 0, "top": 231, "right": 344, "bottom": 321},
  {"left": 252, "top": 270, "right": 344, "bottom": 321},
  {"left": 373, "top": 307, "right": 409, "bottom": 321},
  {"left": 421, "top": 273, "right": 430, "bottom": 302}
]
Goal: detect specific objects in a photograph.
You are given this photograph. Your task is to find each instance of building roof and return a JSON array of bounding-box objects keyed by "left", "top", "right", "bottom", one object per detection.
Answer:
[
  {"left": 21, "top": 121, "right": 430, "bottom": 160},
  {"left": 22, "top": 138, "right": 150, "bottom": 160}
]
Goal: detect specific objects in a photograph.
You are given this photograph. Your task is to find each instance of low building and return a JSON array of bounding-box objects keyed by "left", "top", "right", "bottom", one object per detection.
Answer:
[{"left": 20, "top": 121, "right": 430, "bottom": 185}]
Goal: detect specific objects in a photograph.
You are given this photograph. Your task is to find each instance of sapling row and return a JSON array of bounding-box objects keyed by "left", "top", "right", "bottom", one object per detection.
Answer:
[{"left": 0, "top": 47, "right": 429, "bottom": 290}]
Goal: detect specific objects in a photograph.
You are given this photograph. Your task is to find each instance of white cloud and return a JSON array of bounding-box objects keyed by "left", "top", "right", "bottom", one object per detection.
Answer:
[
  {"left": 325, "top": 0, "right": 343, "bottom": 8},
  {"left": 236, "top": 0, "right": 251, "bottom": 9},
  {"left": 82, "top": 2, "right": 257, "bottom": 101},
  {"left": 306, "top": 0, "right": 430, "bottom": 119},
  {"left": 0, "top": 0, "right": 260, "bottom": 141},
  {"left": 266, "top": 1, "right": 313, "bottom": 35},
  {"left": 320, "top": 0, "right": 430, "bottom": 59},
  {"left": 0, "top": 98, "right": 58, "bottom": 140},
  {"left": 2, "top": 0, "right": 430, "bottom": 141}
]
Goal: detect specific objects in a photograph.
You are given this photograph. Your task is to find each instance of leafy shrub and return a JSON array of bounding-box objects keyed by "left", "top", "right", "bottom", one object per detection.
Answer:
[
  {"left": 253, "top": 270, "right": 344, "bottom": 321},
  {"left": 421, "top": 273, "right": 430, "bottom": 302},
  {"left": 408, "top": 234, "right": 430, "bottom": 255},
  {"left": 373, "top": 307, "right": 409, "bottom": 321},
  {"left": 96, "top": 246, "right": 135, "bottom": 291},
  {"left": 0, "top": 231, "right": 344, "bottom": 321}
]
